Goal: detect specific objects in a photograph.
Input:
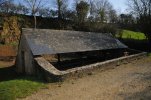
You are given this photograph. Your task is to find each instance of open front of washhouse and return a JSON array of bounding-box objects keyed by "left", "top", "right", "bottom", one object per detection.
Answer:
[{"left": 16, "top": 28, "right": 146, "bottom": 82}]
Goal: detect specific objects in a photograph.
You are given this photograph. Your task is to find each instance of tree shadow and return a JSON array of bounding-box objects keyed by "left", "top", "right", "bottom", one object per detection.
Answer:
[
  {"left": 119, "top": 72, "right": 151, "bottom": 100},
  {"left": 0, "top": 65, "right": 45, "bottom": 83},
  {"left": 119, "top": 39, "right": 151, "bottom": 52},
  {"left": 0, "top": 66, "right": 18, "bottom": 82}
]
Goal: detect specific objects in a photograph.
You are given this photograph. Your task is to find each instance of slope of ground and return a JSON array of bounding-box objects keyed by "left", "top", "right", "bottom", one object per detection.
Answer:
[
  {"left": 116, "top": 30, "right": 146, "bottom": 40},
  {"left": 22, "top": 56, "right": 151, "bottom": 100},
  {"left": 0, "top": 61, "right": 46, "bottom": 100},
  {"left": 0, "top": 61, "right": 14, "bottom": 68}
]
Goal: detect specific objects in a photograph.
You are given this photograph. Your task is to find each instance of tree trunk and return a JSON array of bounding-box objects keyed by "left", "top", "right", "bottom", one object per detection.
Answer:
[
  {"left": 148, "top": 37, "right": 151, "bottom": 44},
  {"left": 34, "top": 15, "right": 37, "bottom": 29}
]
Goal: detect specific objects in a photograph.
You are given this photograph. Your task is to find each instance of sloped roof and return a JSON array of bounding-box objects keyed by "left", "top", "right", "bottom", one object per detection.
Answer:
[{"left": 22, "top": 28, "right": 127, "bottom": 55}]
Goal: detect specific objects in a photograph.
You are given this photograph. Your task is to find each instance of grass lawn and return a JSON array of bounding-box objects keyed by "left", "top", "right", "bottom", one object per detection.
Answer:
[
  {"left": 116, "top": 30, "right": 146, "bottom": 40},
  {"left": 148, "top": 53, "right": 151, "bottom": 57},
  {"left": 116, "top": 29, "right": 150, "bottom": 52},
  {"left": 0, "top": 78, "right": 46, "bottom": 100},
  {"left": 0, "top": 62, "right": 47, "bottom": 100}
]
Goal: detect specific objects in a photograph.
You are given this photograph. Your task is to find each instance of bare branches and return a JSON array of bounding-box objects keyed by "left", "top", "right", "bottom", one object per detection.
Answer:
[
  {"left": 54, "top": 0, "right": 69, "bottom": 19},
  {"left": 88, "top": 0, "right": 115, "bottom": 23},
  {"left": 0, "top": 0, "right": 5, "bottom": 6},
  {"left": 23, "top": 0, "right": 48, "bottom": 28},
  {"left": 76, "top": 1, "right": 89, "bottom": 23},
  {"left": 24, "top": 0, "right": 46, "bottom": 15},
  {"left": 128, "top": 0, "right": 151, "bottom": 41},
  {"left": 128, "top": 0, "right": 151, "bottom": 16}
]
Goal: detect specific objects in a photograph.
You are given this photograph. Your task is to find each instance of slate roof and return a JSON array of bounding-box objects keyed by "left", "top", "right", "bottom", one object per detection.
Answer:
[{"left": 22, "top": 28, "right": 128, "bottom": 55}]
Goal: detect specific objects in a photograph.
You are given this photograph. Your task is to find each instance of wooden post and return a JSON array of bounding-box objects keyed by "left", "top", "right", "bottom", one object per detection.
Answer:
[{"left": 57, "top": 54, "right": 61, "bottom": 63}]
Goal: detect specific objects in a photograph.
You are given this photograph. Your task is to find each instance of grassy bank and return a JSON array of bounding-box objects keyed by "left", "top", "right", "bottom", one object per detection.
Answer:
[
  {"left": 148, "top": 53, "right": 151, "bottom": 57},
  {"left": 0, "top": 62, "right": 47, "bottom": 100},
  {"left": 116, "top": 29, "right": 150, "bottom": 52},
  {"left": 0, "top": 79, "right": 46, "bottom": 100},
  {"left": 116, "top": 30, "right": 146, "bottom": 40}
]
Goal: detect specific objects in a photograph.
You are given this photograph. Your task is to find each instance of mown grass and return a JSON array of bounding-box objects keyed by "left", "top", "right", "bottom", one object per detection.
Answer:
[
  {"left": 116, "top": 29, "right": 150, "bottom": 52},
  {"left": 148, "top": 53, "right": 151, "bottom": 57},
  {"left": 0, "top": 79, "right": 46, "bottom": 100},
  {"left": 116, "top": 30, "right": 146, "bottom": 40},
  {"left": 0, "top": 63, "right": 47, "bottom": 100}
]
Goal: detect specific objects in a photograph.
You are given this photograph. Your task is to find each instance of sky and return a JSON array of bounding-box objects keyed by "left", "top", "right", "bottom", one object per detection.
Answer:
[
  {"left": 68, "top": 0, "right": 128, "bottom": 13},
  {"left": 16, "top": 0, "right": 128, "bottom": 14},
  {"left": 109, "top": 0, "right": 128, "bottom": 13}
]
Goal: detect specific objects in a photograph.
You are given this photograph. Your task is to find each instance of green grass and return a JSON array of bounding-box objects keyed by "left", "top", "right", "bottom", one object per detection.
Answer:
[
  {"left": 0, "top": 65, "right": 47, "bottom": 100},
  {"left": 116, "top": 30, "right": 146, "bottom": 40},
  {"left": 0, "top": 78, "right": 46, "bottom": 100},
  {"left": 148, "top": 53, "right": 151, "bottom": 57}
]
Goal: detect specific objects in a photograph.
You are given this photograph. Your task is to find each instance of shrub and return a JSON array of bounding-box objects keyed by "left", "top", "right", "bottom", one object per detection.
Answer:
[
  {"left": 1, "top": 16, "right": 21, "bottom": 45},
  {"left": 73, "top": 22, "right": 118, "bottom": 35}
]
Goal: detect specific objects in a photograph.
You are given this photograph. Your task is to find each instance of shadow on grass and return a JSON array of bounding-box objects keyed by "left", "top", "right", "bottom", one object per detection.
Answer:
[
  {"left": 119, "top": 39, "right": 151, "bottom": 52},
  {"left": 0, "top": 65, "right": 47, "bottom": 100},
  {"left": 0, "top": 65, "right": 46, "bottom": 83},
  {"left": 0, "top": 66, "right": 17, "bottom": 82}
]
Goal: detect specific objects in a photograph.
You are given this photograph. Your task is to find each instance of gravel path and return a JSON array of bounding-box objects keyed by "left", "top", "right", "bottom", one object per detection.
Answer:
[{"left": 23, "top": 57, "right": 151, "bottom": 100}]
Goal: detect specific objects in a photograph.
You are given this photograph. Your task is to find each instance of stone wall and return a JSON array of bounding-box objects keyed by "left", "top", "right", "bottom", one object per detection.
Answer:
[
  {"left": 0, "top": 45, "right": 16, "bottom": 61},
  {"left": 35, "top": 52, "right": 147, "bottom": 82},
  {"left": 16, "top": 34, "right": 35, "bottom": 75}
]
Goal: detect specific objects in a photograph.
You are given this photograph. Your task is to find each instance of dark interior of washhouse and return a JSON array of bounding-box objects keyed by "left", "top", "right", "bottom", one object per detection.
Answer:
[{"left": 41, "top": 48, "right": 141, "bottom": 71}]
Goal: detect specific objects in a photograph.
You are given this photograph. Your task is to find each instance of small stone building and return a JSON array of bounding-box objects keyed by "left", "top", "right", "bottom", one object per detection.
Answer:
[{"left": 16, "top": 28, "right": 128, "bottom": 75}]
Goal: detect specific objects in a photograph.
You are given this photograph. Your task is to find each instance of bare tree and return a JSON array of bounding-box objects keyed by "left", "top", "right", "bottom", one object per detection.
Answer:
[
  {"left": 57, "top": 0, "right": 62, "bottom": 19},
  {"left": 16, "top": 3, "right": 29, "bottom": 15},
  {"left": 0, "top": 0, "right": 14, "bottom": 13},
  {"left": 0, "top": 0, "right": 28, "bottom": 15},
  {"left": 38, "top": 8, "right": 50, "bottom": 17},
  {"left": 108, "top": 9, "right": 117, "bottom": 23},
  {"left": 24, "top": 0, "right": 47, "bottom": 28},
  {"left": 0, "top": 0, "right": 6, "bottom": 6},
  {"left": 76, "top": 1, "right": 89, "bottom": 23},
  {"left": 88, "top": 0, "right": 114, "bottom": 23},
  {"left": 54, "top": 0, "right": 68, "bottom": 19},
  {"left": 128, "top": 0, "right": 151, "bottom": 42},
  {"left": 50, "top": 9, "right": 58, "bottom": 17},
  {"left": 53, "top": 0, "right": 69, "bottom": 28},
  {"left": 128, "top": 0, "right": 151, "bottom": 16}
]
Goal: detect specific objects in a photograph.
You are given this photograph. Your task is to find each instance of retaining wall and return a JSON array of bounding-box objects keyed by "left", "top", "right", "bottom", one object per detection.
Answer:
[{"left": 35, "top": 52, "right": 147, "bottom": 82}]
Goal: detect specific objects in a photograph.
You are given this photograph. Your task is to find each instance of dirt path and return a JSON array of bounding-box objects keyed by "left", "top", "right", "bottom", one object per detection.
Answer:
[
  {"left": 23, "top": 57, "right": 151, "bottom": 100},
  {"left": 0, "top": 61, "right": 14, "bottom": 68}
]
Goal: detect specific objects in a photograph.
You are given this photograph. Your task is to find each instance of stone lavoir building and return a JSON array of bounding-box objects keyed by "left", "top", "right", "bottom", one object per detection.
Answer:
[{"left": 16, "top": 28, "right": 145, "bottom": 81}]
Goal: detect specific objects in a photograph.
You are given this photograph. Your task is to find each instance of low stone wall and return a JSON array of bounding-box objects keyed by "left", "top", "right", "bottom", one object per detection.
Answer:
[
  {"left": 35, "top": 52, "right": 147, "bottom": 82},
  {"left": 0, "top": 45, "right": 16, "bottom": 61}
]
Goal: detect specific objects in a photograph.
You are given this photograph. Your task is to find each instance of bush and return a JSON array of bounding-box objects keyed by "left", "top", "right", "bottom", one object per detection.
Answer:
[
  {"left": 73, "top": 22, "right": 118, "bottom": 35},
  {"left": 1, "top": 16, "right": 21, "bottom": 45}
]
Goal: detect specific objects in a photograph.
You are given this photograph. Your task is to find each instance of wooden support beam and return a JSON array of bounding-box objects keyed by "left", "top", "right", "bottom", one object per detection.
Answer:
[{"left": 57, "top": 54, "right": 61, "bottom": 63}]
